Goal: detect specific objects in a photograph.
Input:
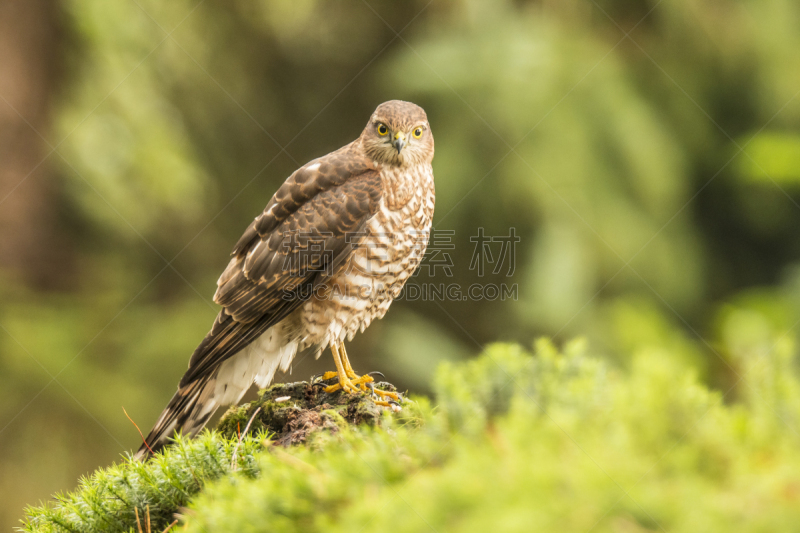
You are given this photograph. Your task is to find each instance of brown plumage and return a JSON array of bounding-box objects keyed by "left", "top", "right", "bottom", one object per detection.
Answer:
[{"left": 136, "top": 100, "right": 435, "bottom": 458}]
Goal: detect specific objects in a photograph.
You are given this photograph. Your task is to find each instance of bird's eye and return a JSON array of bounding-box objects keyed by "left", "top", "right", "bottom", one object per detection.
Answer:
[
  {"left": 413, "top": 127, "right": 423, "bottom": 138},
  {"left": 377, "top": 124, "right": 389, "bottom": 136}
]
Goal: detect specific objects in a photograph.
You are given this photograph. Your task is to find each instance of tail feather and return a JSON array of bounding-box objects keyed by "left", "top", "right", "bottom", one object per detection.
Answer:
[
  {"left": 134, "top": 373, "right": 219, "bottom": 460},
  {"left": 135, "top": 322, "right": 299, "bottom": 460}
]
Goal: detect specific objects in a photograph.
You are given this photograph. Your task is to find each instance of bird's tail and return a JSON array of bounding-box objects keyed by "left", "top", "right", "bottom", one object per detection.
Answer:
[
  {"left": 134, "top": 373, "right": 220, "bottom": 460},
  {"left": 134, "top": 322, "right": 299, "bottom": 460}
]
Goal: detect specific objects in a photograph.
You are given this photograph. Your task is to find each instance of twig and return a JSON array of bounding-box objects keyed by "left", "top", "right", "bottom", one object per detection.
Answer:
[
  {"left": 162, "top": 519, "right": 179, "bottom": 533},
  {"left": 123, "top": 406, "right": 155, "bottom": 456},
  {"left": 241, "top": 407, "right": 262, "bottom": 438},
  {"left": 231, "top": 406, "right": 262, "bottom": 470},
  {"left": 146, "top": 504, "right": 151, "bottom": 533},
  {"left": 135, "top": 507, "right": 143, "bottom": 533}
]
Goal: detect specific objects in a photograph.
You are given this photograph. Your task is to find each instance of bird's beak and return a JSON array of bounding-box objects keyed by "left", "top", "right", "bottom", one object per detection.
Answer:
[{"left": 392, "top": 131, "right": 406, "bottom": 154}]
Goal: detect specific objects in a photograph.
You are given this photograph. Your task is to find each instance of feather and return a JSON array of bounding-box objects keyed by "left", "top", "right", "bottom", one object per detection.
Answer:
[{"left": 137, "top": 101, "right": 434, "bottom": 459}]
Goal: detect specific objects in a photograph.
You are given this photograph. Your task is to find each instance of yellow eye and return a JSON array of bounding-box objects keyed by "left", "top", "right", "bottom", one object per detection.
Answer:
[
  {"left": 413, "top": 127, "right": 423, "bottom": 138},
  {"left": 377, "top": 124, "right": 389, "bottom": 136}
]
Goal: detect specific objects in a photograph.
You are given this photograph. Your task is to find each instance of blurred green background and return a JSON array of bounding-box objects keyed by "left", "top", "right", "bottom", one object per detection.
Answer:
[{"left": 2, "top": 0, "right": 800, "bottom": 528}]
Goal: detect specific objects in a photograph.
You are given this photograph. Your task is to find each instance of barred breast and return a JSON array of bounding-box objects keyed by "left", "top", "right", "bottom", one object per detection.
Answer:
[{"left": 297, "top": 162, "right": 435, "bottom": 352}]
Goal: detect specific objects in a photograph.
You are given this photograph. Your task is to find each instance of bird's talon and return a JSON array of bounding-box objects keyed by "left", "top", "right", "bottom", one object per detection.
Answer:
[
  {"left": 365, "top": 381, "right": 403, "bottom": 404},
  {"left": 372, "top": 388, "right": 400, "bottom": 401},
  {"left": 312, "top": 371, "right": 339, "bottom": 387},
  {"left": 375, "top": 399, "right": 403, "bottom": 412},
  {"left": 366, "top": 371, "right": 386, "bottom": 379},
  {"left": 349, "top": 375, "right": 375, "bottom": 386},
  {"left": 321, "top": 343, "right": 393, "bottom": 397},
  {"left": 323, "top": 375, "right": 361, "bottom": 395}
]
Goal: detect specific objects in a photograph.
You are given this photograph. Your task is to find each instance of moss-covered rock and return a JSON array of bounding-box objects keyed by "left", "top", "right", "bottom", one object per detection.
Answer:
[{"left": 216, "top": 379, "right": 399, "bottom": 446}]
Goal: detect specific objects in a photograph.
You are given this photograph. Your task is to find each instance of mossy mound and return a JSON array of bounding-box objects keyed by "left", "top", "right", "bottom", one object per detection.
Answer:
[
  {"left": 20, "top": 377, "right": 406, "bottom": 533},
  {"left": 21, "top": 340, "right": 800, "bottom": 532},
  {"left": 216, "top": 379, "right": 400, "bottom": 446}
]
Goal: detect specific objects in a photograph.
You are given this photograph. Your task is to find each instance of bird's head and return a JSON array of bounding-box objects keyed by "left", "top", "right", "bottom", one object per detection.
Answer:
[{"left": 361, "top": 100, "right": 433, "bottom": 167}]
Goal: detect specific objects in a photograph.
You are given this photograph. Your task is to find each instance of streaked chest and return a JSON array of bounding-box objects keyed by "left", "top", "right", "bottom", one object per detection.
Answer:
[
  {"left": 297, "top": 164, "right": 434, "bottom": 345},
  {"left": 350, "top": 163, "right": 435, "bottom": 286}
]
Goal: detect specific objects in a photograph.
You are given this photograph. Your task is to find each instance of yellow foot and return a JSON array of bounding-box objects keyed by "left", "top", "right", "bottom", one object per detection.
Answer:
[
  {"left": 319, "top": 343, "right": 377, "bottom": 394},
  {"left": 323, "top": 376, "right": 357, "bottom": 394},
  {"left": 370, "top": 386, "right": 401, "bottom": 402},
  {"left": 322, "top": 374, "right": 374, "bottom": 394},
  {"left": 351, "top": 374, "right": 374, "bottom": 391},
  {"left": 375, "top": 400, "right": 402, "bottom": 411}
]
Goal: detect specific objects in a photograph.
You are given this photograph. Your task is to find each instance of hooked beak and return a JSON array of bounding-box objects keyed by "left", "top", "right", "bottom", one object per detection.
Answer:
[{"left": 392, "top": 131, "right": 406, "bottom": 154}]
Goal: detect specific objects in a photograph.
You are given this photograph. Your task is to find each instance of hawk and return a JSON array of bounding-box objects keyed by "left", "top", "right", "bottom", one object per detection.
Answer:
[{"left": 136, "top": 100, "right": 435, "bottom": 458}]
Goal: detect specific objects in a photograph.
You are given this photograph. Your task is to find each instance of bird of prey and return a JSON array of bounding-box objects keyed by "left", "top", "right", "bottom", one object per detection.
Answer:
[{"left": 136, "top": 100, "right": 435, "bottom": 458}]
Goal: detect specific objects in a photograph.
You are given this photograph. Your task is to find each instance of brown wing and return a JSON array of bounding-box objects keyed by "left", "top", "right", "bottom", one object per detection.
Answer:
[{"left": 179, "top": 146, "right": 382, "bottom": 386}]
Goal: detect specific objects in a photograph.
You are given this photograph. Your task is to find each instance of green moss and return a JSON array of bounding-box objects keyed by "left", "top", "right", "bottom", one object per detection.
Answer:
[
  {"left": 22, "top": 339, "right": 800, "bottom": 532},
  {"left": 184, "top": 340, "right": 800, "bottom": 533},
  {"left": 20, "top": 433, "right": 263, "bottom": 533},
  {"left": 20, "top": 379, "right": 404, "bottom": 533}
]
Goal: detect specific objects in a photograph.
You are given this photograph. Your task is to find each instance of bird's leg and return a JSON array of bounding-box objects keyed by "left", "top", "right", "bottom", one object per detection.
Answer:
[
  {"left": 323, "top": 343, "right": 359, "bottom": 394},
  {"left": 337, "top": 343, "right": 400, "bottom": 402},
  {"left": 315, "top": 344, "right": 356, "bottom": 385},
  {"left": 338, "top": 342, "right": 374, "bottom": 391},
  {"left": 339, "top": 342, "right": 358, "bottom": 379},
  {"left": 320, "top": 342, "right": 391, "bottom": 399}
]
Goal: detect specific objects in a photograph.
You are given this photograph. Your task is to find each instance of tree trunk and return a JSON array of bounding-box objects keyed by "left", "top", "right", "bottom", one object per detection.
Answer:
[{"left": 0, "top": 0, "right": 69, "bottom": 288}]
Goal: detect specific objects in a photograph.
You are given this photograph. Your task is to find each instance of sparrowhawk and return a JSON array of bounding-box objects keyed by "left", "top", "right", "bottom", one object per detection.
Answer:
[{"left": 136, "top": 100, "right": 435, "bottom": 458}]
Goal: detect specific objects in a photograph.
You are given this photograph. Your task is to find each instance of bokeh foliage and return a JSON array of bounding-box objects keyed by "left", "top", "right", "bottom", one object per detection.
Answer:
[{"left": 3, "top": 0, "right": 800, "bottom": 528}]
